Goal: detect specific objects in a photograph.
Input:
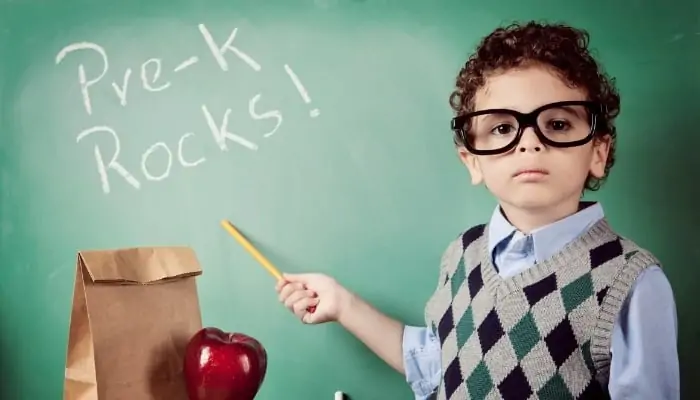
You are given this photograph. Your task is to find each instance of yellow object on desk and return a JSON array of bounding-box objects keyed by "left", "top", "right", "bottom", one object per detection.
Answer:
[{"left": 220, "top": 219, "right": 284, "bottom": 281}]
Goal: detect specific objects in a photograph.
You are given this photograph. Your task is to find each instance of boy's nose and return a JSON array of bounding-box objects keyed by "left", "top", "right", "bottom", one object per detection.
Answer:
[{"left": 517, "top": 126, "right": 542, "bottom": 152}]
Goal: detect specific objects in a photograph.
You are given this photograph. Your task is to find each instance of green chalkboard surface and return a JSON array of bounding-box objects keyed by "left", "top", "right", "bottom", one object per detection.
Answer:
[{"left": 1, "top": 1, "right": 698, "bottom": 398}]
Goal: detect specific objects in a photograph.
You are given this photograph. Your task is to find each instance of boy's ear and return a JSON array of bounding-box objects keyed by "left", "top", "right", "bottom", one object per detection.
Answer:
[
  {"left": 589, "top": 134, "right": 612, "bottom": 178},
  {"left": 457, "top": 147, "right": 483, "bottom": 185}
]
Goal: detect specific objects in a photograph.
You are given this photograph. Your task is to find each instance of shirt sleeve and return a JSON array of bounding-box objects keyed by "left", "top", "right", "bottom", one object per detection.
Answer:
[
  {"left": 403, "top": 325, "right": 442, "bottom": 399},
  {"left": 609, "top": 265, "right": 680, "bottom": 399}
]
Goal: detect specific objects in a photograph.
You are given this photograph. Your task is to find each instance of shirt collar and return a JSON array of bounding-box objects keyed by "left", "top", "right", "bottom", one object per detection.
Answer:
[{"left": 487, "top": 201, "right": 605, "bottom": 264}]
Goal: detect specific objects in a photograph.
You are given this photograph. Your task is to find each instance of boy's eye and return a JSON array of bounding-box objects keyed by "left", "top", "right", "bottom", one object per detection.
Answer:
[
  {"left": 547, "top": 119, "right": 571, "bottom": 131},
  {"left": 491, "top": 124, "right": 516, "bottom": 135}
]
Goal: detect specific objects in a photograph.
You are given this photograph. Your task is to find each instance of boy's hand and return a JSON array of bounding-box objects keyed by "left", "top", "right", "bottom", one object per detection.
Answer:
[
  {"left": 276, "top": 272, "right": 406, "bottom": 374},
  {"left": 275, "top": 273, "right": 352, "bottom": 325}
]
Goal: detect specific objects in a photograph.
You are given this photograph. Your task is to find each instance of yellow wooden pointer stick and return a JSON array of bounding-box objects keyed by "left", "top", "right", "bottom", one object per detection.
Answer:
[
  {"left": 220, "top": 219, "right": 283, "bottom": 281},
  {"left": 220, "top": 219, "right": 317, "bottom": 313}
]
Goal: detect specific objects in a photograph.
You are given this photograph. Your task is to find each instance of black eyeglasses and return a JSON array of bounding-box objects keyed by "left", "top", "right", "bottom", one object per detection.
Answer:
[{"left": 451, "top": 100, "right": 605, "bottom": 155}]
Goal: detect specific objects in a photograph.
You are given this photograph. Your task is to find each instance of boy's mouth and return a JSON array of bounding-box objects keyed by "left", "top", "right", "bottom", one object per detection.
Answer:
[{"left": 513, "top": 168, "right": 549, "bottom": 178}]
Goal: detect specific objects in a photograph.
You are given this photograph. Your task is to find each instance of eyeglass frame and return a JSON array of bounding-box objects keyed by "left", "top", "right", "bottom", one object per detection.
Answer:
[{"left": 450, "top": 100, "right": 607, "bottom": 156}]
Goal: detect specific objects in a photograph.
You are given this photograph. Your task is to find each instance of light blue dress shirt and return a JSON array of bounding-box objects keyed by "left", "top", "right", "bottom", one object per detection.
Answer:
[{"left": 403, "top": 202, "right": 679, "bottom": 399}]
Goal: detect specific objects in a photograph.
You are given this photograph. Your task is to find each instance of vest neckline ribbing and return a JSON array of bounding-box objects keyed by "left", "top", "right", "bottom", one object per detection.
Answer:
[{"left": 476, "top": 218, "right": 617, "bottom": 298}]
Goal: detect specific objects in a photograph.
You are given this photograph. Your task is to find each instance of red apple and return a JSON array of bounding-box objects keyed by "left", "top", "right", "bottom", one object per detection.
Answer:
[{"left": 183, "top": 327, "right": 268, "bottom": 400}]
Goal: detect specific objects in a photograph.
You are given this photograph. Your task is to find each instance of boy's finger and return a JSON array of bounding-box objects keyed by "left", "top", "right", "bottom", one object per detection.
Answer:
[
  {"left": 278, "top": 282, "right": 304, "bottom": 302},
  {"left": 302, "top": 307, "right": 318, "bottom": 324},
  {"left": 292, "top": 297, "right": 314, "bottom": 317},
  {"left": 301, "top": 283, "right": 318, "bottom": 296},
  {"left": 306, "top": 297, "right": 320, "bottom": 314},
  {"left": 274, "top": 279, "right": 287, "bottom": 291},
  {"left": 284, "top": 288, "right": 313, "bottom": 309}
]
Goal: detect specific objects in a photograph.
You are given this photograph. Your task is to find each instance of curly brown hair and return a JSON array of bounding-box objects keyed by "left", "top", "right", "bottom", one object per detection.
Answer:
[{"left": 448, "top": 21, "right": 621, "bottom": 191}]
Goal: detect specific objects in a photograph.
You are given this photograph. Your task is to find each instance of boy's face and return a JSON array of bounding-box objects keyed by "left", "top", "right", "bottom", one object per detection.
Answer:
[{"left": 459, "top": 66, "right": 610, "bottom": 215}]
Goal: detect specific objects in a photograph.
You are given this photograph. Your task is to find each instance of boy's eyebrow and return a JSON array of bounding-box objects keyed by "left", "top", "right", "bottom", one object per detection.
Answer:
[
  {"left": 553, "top": 105, "right": 588, "bottom": 118},
  {"left": 473, "top": 112, "right": 517, "bottom": 124},
  {"left": 474, "top": 104, "right": 584, "bottom": 115}
]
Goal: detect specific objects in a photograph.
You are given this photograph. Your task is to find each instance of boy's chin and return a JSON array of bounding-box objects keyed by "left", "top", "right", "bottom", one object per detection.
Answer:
[{"left": 498, "top": 190, "right": 567, "bottom": 211}]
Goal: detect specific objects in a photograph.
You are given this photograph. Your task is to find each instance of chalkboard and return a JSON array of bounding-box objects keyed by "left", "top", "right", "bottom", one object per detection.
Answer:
[{"left": 1, "top": 0, "right": 698, "bottom": 398}]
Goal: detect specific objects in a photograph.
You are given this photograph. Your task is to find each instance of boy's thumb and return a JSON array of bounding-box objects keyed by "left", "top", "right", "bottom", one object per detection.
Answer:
[{"left": 302, "top": 311, "right": 316, "bottom": 325}]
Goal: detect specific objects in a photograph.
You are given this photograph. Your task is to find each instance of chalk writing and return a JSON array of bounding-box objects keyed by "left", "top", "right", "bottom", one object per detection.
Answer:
[
  {"left": 249, "top": 94, "right": 283, "bottom": 138},
  {"left": 178, "top": 133, "right": 206, "bottom": 167},
  {"left": 111, "top": 68, "right": 131, "bottom": 106},
  {"left": 201, "top": 105, "right": 260, "bottom": 151},
  {"left": 141, "top": 142, "right": 173, "bottom": 181},
  {"left": 75, "top": 126, "right": 142, "bottom": 192},
  {"left": 284, "top": 64, "right": 320, "bottom": 118},
  {"left": 141, "top": 58, "right": 171, "bottom": 92},
  {"left": 198, "top": 24, "right": 262, "bottom": 72},
  {"left": 174, "top": 56, "right": 199, "bottom": 72},
  {"left": 55, "top": 23, "right": 319, "bottom": 194},
  {"left": 55, "top": 42, "right": 108, "bottom": 115}
]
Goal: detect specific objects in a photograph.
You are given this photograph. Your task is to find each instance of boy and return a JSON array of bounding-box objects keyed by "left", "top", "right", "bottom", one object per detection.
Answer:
[{"left": 275, "top": 21, "right": 679, "bottom": 399}]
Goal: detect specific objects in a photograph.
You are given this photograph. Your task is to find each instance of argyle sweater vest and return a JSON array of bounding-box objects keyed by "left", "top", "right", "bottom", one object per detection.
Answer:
[{"left": 424, "top": 218, "right": 660, "bottom": 400}]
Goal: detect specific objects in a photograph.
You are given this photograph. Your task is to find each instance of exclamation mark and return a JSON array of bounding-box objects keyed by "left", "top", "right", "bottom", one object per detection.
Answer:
[{"left": 284, "top": 64, "right": 320, "bottom": 118}]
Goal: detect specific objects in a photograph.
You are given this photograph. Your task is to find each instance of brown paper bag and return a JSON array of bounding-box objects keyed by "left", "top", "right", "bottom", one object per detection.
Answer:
[{"left": 63, "top": 246, "right": 204, "bottom": 400}]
